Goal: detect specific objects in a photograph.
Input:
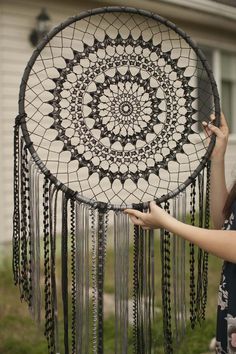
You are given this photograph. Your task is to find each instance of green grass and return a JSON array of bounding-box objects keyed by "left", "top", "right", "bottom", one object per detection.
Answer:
[{"left": 0, "top": 240, "right": 223, "bottom": 354}]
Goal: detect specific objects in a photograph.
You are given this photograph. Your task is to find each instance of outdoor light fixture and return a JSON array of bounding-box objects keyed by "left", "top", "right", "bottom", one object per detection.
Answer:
[{"left": 29, "top": 8, "right": 51, "bottom": 47}]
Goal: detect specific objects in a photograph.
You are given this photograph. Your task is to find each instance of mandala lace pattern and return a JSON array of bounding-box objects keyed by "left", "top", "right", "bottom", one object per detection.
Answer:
[{"left": 22, "top": 12, "right": 215, "bottom": 207}]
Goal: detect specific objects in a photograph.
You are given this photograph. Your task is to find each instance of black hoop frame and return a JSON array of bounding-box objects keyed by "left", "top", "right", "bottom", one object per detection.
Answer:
[{"left": 18, "top": 6, "right": 220, "bottom": 211}]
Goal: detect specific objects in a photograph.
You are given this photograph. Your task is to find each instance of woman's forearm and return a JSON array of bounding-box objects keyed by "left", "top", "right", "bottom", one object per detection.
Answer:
[
  {"left": 163, "top": 214, "right": 236, "bottom": 263},
  {"left": 201, "top": 113, "right": 229, "bottom": 229},
  {"left": 210, "top": 159, "right": 228, "bottom": 229}
]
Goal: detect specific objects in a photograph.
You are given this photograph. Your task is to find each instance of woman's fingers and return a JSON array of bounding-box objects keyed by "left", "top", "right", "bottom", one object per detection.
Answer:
[
  {"left": 129, "top": 215, "right": 145, "bottom": 226},
  {"left": 207, "top": 122, "right": 225, "bottom": 138},
  {"left": 203, "top": 113, "right": 228, "bottom": 133},
  {"left": 220, "top": 112, "right": 229, "bottom": 132},
  {"left": 202, "top": 115, "right": 225, "bottom": 139},
  {"left": 210, "top": 114, "right": 216, "bottom": 122},
  {"left": 210, "top": 112, "right": 229, "bottom": 133},
  {"left": 124, "top": 208, "right": 144, "bottom": 219},
  {"left": 202, "top": 121, "right": 211, "bottom": 136},
  {"left": 124, "top": 208, "right": 147, "bottom": 226}
]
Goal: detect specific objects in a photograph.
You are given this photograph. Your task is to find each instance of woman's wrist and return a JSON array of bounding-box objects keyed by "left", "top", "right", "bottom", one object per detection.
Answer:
[
  {"left": 210, "top": 156, "right": 225, "bottom": 164},
  {"left": 158, "top": 210, "right": 180, "bottom": 231}
]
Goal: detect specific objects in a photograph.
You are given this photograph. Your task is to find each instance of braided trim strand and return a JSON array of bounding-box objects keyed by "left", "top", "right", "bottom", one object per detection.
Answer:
[
  {"left": 61, "top": 192, "right": 69, "bottom": 354},
  {"left": 13, "top": 117, "right": 21, "bottom": 285},
  {"left": 43, "top": 177, "right": 55, "bottom": 353},
  {"left": 189, "top": 181, "right": 196, "bottom": 329}
]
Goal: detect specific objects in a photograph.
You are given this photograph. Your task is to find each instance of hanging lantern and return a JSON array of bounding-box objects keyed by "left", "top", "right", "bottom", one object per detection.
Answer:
[{"left": 29, "top": 8, "right": 51, "bottom": 47}]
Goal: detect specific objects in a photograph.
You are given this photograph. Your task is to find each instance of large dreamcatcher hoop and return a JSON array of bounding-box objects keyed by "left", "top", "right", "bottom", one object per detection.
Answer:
[{"left": 13, "top": 6, "right": 220, "bottom": 354}]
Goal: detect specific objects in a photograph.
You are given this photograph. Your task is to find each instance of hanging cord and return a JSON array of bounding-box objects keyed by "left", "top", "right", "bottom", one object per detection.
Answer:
[
  {"left": 145, "top": 227, "right": 155, "bottom": 354},
  {"left": 195, "top": 172, "right": 204, "bottom": 323},
  {"left": 138, "top": 226, "right": 145, "bottom": 353},
  {"left": 114, "top": 212, "right": 130, "bottom": 354},
  {"left": 13, "top": 115, "right": 22, "bottom": 285},
  {"left": 143, "top": 228, "right": 148, "bottom": 353},
  {"left": 43, "top": 177, "right": 55, "bottom": 354},
  {"left": 50, "top": 185, "right": 59, "bottom": 353},
  {"left": 75, "top": 202, "right": 82, "bottom": 353},
  {"left": 201, "top": 161, "right": 211, "bottom": 320},
  {"left": 189, "top": 180, "right": 196, "bottom": 329},
  {"left": 172, "top": 197, "right": 179, "bottom": 343},
  {"left": 84, "top": 204, "right": 90, "bottom": 354},
  {"left": 172, "top": 196, "right": 181, "bottom": 344},
  {"left": 180, "top": 192, "right": 187, "bottom": 339},
  {"left": 161, "top": 201, "right": 173, "bottom": 354},
  {"left": 26, "top": 158, "right": 33, "bottom": 311},
  {"left": 29, "top": 161, "right": 37, "bottom": 321},
  {"left": 172, "top": 192, "right": 187, "bottom": 346},
  {"left": 150, "top": 227, "right": 155, "bottom": 335},
  {"left": 74, "top": 202, "right": 91, "bottom": 354},
  {"left": 30, "top": 164, "right": 42, "bottom": 324},
  {"left": 132, "top": 221, "right": 156, "bottom": 354},
  {"left": 61, "top": 192, "right": 69, "bottom": 354},
  {"left": 75, "top": 201, "right": 84, "bottom": 354},
  {"left": 97, "top": 206, "right": 109, "bottom": 354},
  {"left": 133, "top": 224, "right": 140, "bottom": 354},
  {"left": 20, "top": 142, "right": 31, "bottom": 305},
  {"left": 70, "top": 198, "right": 76, "bottom": 354},
  {"left": 90, "top": 206, "right": 98, "bottom": 354}
]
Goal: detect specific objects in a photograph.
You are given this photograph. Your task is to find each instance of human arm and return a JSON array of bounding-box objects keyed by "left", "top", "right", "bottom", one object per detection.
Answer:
[
  {"left": 202, "top": 113, "right": 229, "bottom": 228},
  {"left": 124, "top": 201, "right": 236, "bottom": 263}
]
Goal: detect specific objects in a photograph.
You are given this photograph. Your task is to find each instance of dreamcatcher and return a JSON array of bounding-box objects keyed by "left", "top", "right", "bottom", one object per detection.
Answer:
[{"left": 13, "top": 6, "right": 220, "bottom": 354}]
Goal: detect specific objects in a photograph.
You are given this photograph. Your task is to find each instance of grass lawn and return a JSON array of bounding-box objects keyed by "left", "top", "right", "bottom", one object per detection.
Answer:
[{"left": 0, "top": 238, "right": 223, "bottom": 354}]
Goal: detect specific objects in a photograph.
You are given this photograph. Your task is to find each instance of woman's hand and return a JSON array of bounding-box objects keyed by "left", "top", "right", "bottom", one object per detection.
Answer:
[
  {"left": 203, "top": 112, "right": 229, "bottom": 228},
  {"left": 124, "top": 201, "right": 172, "bottom": 229},
  {"left": 202, "top": 112, "right": 229, "bottom": 162}
]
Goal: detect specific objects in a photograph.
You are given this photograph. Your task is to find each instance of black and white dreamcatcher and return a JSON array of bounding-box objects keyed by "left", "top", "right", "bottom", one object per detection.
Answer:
[{"left": 13, "top": 7, "right": 220, "bottom": 354}]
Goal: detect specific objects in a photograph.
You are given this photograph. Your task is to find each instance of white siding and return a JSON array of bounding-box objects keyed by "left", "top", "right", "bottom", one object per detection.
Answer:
[
  {"left": 226, "top": 138, "right": 236, "bottom": 188},
  {"left": 0, "top": 0, "right": 103, "bottom": 242}
]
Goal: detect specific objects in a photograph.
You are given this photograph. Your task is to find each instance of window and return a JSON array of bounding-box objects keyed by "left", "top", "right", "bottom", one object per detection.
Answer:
[
  {"left": 198, "top": 46, "right": 236, "bottom": 134},
  {"left": 221, "top": 52, "right": 236, "bottom": 133},
  {"left": 197, "top": 47, "right": 214, "bottom": 125}
]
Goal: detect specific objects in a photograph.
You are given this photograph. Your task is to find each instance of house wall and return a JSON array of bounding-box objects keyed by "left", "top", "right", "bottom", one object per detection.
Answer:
[
  {"left": 0, "top": 0, "right": 235, "bottom": 242},
  {"left": 0, "top": 0, "right": 102, "bottom": 242}
]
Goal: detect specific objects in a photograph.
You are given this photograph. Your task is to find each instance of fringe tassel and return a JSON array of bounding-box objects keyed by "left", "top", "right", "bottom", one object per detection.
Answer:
[
  {"left": 20, "top": 141, "right": 32, "bottom": 305},
  {"left": 138, "top": 227, "right": 144, "bottom": 352},
  {"left": 90, "top": 206, "right": 98, "bottom": 354},
  {"left": 70, "top": 198, "right": 76, "bottom": 354},
  {"left": 195, "top": 172, "right": 204, "bottom": 322},
  {"left": 172, "top": 196, "right": 178, "bottom": 344},
  {"left": 50, "top": 186, "right": 59, "bottom": 353},
  {"left": 114, "top": 211, "right": 130, "bottom": 354},
  {"left": 189, "top": 180, "right": 196, "bottom": 329},
  {"left": 172, "top": 192, "right": 187, "bottom": 346},
  {"left": 13, "top": 146, "right": 211, "bottom": 354},
  {"left": 75, "top": 202, "right": 92, "bottom": 354},
  {"left": 143, "top": 228, "right": 155, "bottom": 354},
  {"left": 161, "top": 201, "right": 173, "bottom": 354},
  {"left": 34, "top": 166, "right": 42, "bottom": 324},
  {"left": 97, "top": 208, "right": 109, "bottom": 354},
  {"left": 179, "top": 193, "right": 187, "bottom": 339},
  {"left": 13, "top": 117, "right": 21, "bottom": 285},
  {"left": 132, "top": 207, "right": 156, "bottom": 354},
  {"left": 61, "top": 192, "right": 69, "bottom": 354},
  {"left": 43, "top": 177, "right": 55, "bottom": 354},
  {"left": 133, "top": 224, "right": 140, "bottom": 354},
  {"left": 29, "top": 161, "right": 42, "bottom": 323},
  {"left": 201, "top": 161, "right": 211, "bottom": 320}
]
